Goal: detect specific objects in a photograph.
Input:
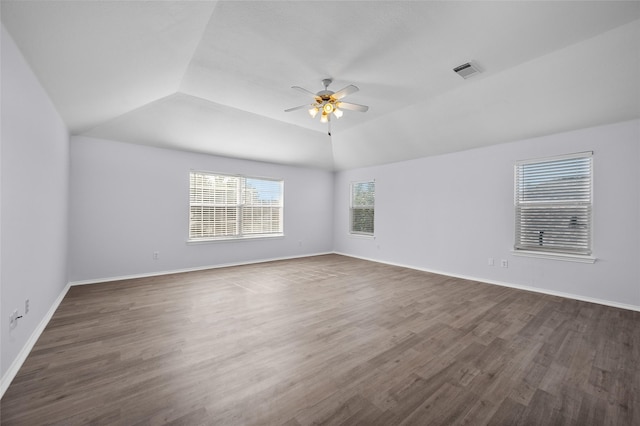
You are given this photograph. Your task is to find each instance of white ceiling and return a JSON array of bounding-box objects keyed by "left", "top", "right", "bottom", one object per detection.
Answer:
[{"left": 2, "top": 1, "right": 639, "bottom": 170}]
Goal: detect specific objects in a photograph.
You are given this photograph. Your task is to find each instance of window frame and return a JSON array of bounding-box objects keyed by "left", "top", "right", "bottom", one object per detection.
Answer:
[
  {"left": 513, "top": 152, "right": 595, "bottom": 263},
  {"left": 349, "top": 180, "right": 375, "bottom": 237},
  {"left": 188, "top": 171, "right": 284, "bottom": 242}
]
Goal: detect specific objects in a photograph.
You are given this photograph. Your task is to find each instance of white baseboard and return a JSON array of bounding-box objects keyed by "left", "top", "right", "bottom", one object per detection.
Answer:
[
  {"left": 334, "top": 252, "right": 640, "bottom": 313},
  {"left": 69, "top": 252, "right": 334, "bottom": 286},
  {"left": 1, "top": 282, "right": 71, "bottom": 399}
]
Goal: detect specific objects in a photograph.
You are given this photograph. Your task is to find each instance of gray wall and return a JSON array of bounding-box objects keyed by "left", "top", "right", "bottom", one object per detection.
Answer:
[
  {"left": 68, "top": 136, "right": 335, "bottom": 283},
  {"left": 334, "top": 120, "right": 640, "bottom": 309},
  {"left": 1, "top": 25, "right": 70, "bottom": 381}
]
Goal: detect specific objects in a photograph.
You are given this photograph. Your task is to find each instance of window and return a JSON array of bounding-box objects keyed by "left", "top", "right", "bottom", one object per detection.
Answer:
[
  {"left": 350, "top": 180, "right": 375, "bottom": 236},
  {"left": 514, "top": 152, "right": 592, "bottom": 258},
  {"left": 189, "top": 171, "right": 283, "bottom": 241}
]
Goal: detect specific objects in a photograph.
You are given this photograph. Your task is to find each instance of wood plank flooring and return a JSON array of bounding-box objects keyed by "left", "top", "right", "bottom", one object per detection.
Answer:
[{"left": 1, "top": 254, "right": 639, "bottom": 425}]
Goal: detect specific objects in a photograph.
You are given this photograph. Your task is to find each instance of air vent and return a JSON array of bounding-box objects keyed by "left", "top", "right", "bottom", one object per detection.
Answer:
[{"left": 453, "top": 62, "right": 482, "bottom": 79}]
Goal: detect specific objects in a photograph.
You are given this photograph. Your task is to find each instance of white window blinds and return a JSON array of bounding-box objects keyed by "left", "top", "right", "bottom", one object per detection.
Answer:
[
  {"left": 189, "top": 172, "right": 283, "bottom": 240},
  {"left": 350, "top": 181, "right": 375, "bottom": 235},
  {"left": 514, "top": 152, "right": 592, "bottom": 255}
]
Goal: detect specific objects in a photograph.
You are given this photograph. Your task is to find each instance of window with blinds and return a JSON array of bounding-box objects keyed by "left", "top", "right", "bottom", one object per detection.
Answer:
[
  {"left": 514, "top": 152, "right": 592, "bottom": 256},
  {"left": 189, "top": 172, "right": 283, "bottom": 241},
  {"left": 350, "top": 181, "right": 375, "bottom": 236}
]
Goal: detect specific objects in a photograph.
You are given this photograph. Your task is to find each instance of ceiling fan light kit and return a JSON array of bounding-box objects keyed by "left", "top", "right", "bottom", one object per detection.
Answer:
[{"left": 286, "top": 78, "right": 369, "bottom": 134}]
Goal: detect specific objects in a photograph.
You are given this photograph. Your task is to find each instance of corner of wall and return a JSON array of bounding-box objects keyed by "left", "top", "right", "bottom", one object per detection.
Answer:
[{"left": 1, "top": 22, "right": 71, "bottom": 394}]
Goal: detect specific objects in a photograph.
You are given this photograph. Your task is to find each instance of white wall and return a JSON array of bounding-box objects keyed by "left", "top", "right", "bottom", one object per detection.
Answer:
[
  {"left": 1, "top": 25, "right": 70, "bottom": 384},
  {"left": 68, "top": 136, "right": 334, "bottom": 283},
  {"left": 334, "top": 120, "right": 640, "bottom": 309}
]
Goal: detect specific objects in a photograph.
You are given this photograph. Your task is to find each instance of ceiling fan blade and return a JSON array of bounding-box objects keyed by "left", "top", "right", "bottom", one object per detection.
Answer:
[
  {"left": 337, "top": 102, "right": 369, "bottom": 112},
  {"left": 284, "top": 104, "right": 308, "bottom": 112},
  {"left": 332, "top": 84, "right": 359, "bottom": 100},
  {"left": 291, "top": 86, "right": 317, "bottom": 97}
]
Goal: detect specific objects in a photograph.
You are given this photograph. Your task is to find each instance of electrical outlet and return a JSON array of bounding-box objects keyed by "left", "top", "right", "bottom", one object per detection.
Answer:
[
  {"left": 9, "top": 309, "right": 20, "bottom": 329},
  {"left": 153, "top": 251, "right": 159, "bottom": 260},
  {"left": 25, "top": 299, "right": 29, "bottom": 315},
  {"left": 488, "top": 257, "right": 494, "bottom": 266},
  {"left": 501, "top": 259, "right": 508, "bottom": 268}
]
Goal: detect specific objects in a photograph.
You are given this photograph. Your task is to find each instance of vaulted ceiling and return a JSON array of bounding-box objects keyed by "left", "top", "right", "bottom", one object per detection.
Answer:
[{"left": 2, "top": 1, "right": 639, "bottom": 170}]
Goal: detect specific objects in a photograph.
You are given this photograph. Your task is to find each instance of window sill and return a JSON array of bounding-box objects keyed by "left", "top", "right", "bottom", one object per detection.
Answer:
[
  {"left": 511, "top": 250, "right": 596, "bottom": 264},
  {"left": 349, "top": 233, "right": 375, "bottom": 240},
  {"left": 187, "top": 234, "right": 284, "bottom": 244}
]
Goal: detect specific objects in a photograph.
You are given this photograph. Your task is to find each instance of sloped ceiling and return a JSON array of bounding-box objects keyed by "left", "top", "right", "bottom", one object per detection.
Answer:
[{"left": 2, "top": 1, "right": 639, "bottom": 170}]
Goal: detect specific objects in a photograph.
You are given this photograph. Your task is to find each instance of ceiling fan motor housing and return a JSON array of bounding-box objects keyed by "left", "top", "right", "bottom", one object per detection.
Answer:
[{"left": 317, "top": 90, "right": 334, "bottom": 100}]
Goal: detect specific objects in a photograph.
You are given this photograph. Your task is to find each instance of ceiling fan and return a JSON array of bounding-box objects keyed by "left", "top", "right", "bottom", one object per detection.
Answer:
[{"left": 285, "top": 78, "right": 369, "bottom": 135}]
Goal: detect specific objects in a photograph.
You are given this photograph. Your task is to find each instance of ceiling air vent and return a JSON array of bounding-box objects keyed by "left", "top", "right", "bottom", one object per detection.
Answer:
[{"left": 453, "top": 62, "right": 482, "bottom": 79}]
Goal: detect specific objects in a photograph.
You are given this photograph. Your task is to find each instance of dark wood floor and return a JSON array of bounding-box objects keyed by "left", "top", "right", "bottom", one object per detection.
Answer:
[{"left": 1, "top": 254, "right": 638, "bottom": 425}]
